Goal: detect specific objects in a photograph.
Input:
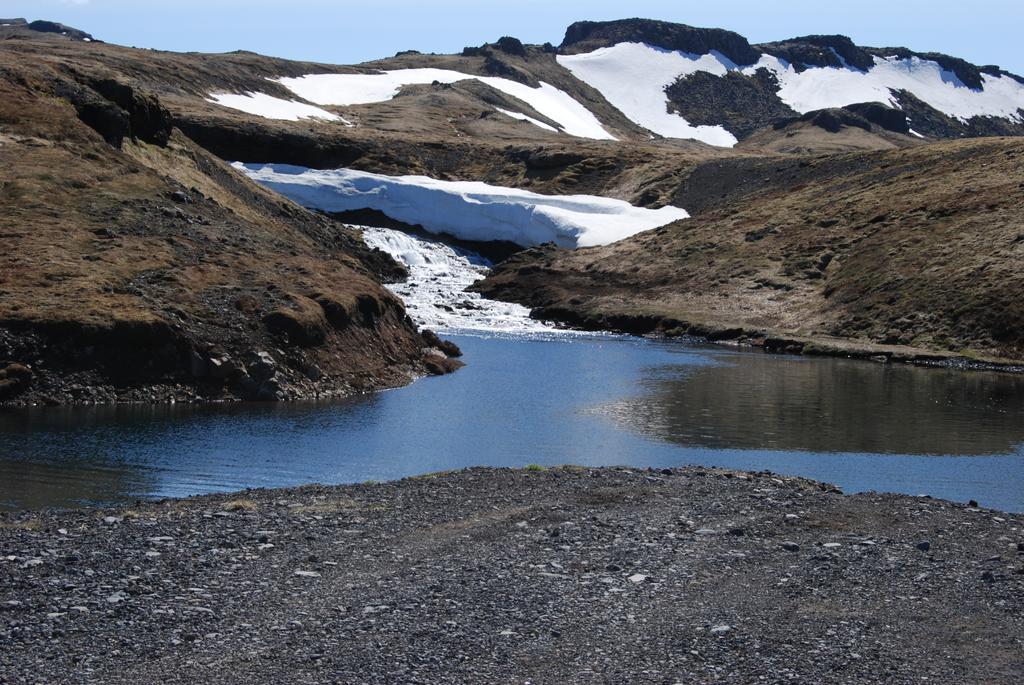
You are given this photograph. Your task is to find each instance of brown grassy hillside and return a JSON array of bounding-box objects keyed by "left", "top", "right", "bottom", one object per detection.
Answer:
[
  {"left": 476, "top": 138, "right": 1024, "bottom": 364},
  {"left": 0, "top": 41, "right": 447, "bottom": 405}
]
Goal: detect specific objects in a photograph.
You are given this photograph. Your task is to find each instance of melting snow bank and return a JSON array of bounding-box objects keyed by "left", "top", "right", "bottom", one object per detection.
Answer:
[
  {"left": 275, "top": 69, "right": 616, "bottom": 140},
  {"left": 360, "top": 227, "right": 558, "bottom": 333},
  {"left": 207, "top": 92, "right": 351, "bottom": 124},
  {"left": 238, "top": 164, "right": 689, "bottom": 249}
]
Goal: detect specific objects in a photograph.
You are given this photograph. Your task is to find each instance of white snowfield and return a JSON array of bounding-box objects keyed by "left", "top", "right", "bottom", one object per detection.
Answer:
[
  {"left": 207, "top": 92, "right": 351, "bottom": 124},
  {"left": 761, "top": 53, "right": 1024, "bottom": 122},
  {"left": 275, "top": 69, "right": 616, "bottom": 140},
  {"left": 494, "top": 107, "right": 559, "bottom": 132},
  {"left": 559, "top": 42, "right": 1024, "bottom": 146},
  {"left": 558, "top": 43, "right": 741, "bottom": 146},
  {"left": 238, "top": 163, "right": 688, "bottom": 249}
]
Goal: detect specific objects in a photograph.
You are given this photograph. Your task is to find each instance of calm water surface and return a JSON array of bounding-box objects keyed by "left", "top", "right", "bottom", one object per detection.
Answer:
[{"left": 2, "top": 334, "right": 1024, "bottom": 512}]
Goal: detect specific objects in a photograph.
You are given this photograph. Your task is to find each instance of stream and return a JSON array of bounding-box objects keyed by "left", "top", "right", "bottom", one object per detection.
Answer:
[{"left": 2, "top": 227, "right": 1023, "bottom": 512}]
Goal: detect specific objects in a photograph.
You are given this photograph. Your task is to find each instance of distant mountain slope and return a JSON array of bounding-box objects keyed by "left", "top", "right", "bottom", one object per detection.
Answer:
[
  {"left": 558, "top": 19, "right": 1024, "bottom": 146},
  {"left": 7, "top": 17, "right": 1016, "bottom": 151}
]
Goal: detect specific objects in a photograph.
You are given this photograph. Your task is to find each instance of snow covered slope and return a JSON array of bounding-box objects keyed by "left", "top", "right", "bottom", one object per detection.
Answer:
[
  {"left": 238, "top": 164, "right": 688, "bottom": 248},
  {"left": 559, "top": 41, "right": 1024, "bottom": 146},
  {"left": 275, "top": 69, "right": 616, "bottom": 140},
  {"left": 759, "top": 53, "right": 1024, "bottom": 122},
  {"left": 558, "top": 43, "right": 739, "bottom": 146},
  {"left": 207, "top": 92, "right": 350, "bottom": 123}
]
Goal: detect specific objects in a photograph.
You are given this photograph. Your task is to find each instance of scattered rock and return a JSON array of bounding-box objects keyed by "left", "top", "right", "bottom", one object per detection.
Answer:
[{"left": 0, "top": 467, "right": 1020, "bottom": 684}]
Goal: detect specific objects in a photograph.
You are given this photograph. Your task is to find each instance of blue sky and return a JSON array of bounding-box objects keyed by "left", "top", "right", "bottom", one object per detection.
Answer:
[{"left": 7, "top": 0, "right": 1024, "bottom": 75}]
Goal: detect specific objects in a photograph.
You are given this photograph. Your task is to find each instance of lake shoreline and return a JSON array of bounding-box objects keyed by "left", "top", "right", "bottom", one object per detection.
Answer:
[
  {"left": 3, "top": 466, "right": 1022, "bottom": 683},
  {"left": 522, "top": 303, "right": 1024, "bottom": 376}
]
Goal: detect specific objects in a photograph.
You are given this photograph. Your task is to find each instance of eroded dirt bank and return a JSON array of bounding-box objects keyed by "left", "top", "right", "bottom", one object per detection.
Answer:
[{"left": 1, "top": 467, "right": 1022, "bottom": 684}]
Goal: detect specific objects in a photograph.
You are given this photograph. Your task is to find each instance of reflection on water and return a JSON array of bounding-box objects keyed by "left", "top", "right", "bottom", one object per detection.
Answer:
[
  {"left": 2, "top": 334, "right": 1024, "bottom": 512},
  {"left": 596, "top": 352, "right": 1024, "bottom": 456}
]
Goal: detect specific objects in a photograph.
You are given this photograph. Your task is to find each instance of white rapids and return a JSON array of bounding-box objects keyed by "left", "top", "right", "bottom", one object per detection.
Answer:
[{"left": 360, "top": 226, "right": 560, "bottom": 334}]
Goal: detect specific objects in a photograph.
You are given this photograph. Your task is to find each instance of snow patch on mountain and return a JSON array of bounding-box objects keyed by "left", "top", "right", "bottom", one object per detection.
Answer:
[
  {"left": 207, "top": 92, "right": 350, "bottom": 124},
  {"left": 494, "top": 107, "right": 559, "bottom": 132},
  {"left": 758, "top": 54, "right": 1024, "bottom": 122},
  {"left": 237, "top": 164, "right": 688, "bottom": 248},
  {"left": 275, "top": 69, "right": 616, "bottom": 140},
  {"left": 558, "top": 42, "right": 1024, "bottom": 145},
  {"left": 557, "top": 42, "right": 740, "bottom": 146}
]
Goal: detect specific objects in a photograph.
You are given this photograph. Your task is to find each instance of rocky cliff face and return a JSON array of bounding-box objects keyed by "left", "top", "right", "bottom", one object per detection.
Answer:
[{"left": 561, "top": 18, "right": 762, "bottom": 65}]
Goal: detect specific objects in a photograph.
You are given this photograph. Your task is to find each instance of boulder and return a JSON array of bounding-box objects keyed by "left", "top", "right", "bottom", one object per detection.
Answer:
[
  {"left": 247, "top": 351, "right": 277, "bottom": 383},
  {"left": 422, "top": 354, "right": 464, "bottom": 376},
  {"left": 0, "top": 363, "right": 33, "bottom": 400},
  {"left": 421, "top": 329, "right": 462, "bottom": 358}
]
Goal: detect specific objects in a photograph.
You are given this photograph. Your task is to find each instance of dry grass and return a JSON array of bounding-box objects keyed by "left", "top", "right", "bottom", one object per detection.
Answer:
[
  {"left": 222, "top": 499, "right": 258, "bottom": 513},
  {"left": 0, "top": 518, "right": 43, "bottom": 531},
  {"left": 481, "top": 137, "right": 1024, "bottom": 362}
]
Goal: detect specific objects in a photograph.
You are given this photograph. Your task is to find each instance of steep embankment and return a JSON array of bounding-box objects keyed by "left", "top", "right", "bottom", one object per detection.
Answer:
[
  {"left": 475, "top": 137, "right": 1024, "bottom": 365},
  {"left": 0, "top": 32, "right": 461, "bottom": 406}
]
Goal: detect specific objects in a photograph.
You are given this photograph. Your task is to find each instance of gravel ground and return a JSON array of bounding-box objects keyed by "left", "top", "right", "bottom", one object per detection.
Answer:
[{"left": 1, "top": 466, "right": 1022, "bottom": 684}]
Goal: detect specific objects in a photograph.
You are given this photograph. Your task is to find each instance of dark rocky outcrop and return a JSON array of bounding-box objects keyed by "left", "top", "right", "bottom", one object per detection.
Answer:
[
  {"left": 463, "top": 36, "right": 526, "bottom": 59},
  {"left": 665, "top": 68, "right": 796, "bottom": 139},
  {"left": 758, "top": 35, "right": 874, "bottom": 71},
  {"left": 90, "top": 79, "right": 173, "bottom": 145},
  {"left": 893, "top": 90, "right": 1024, "bottom": 138},
  {"left": 481, "top": 54, "right": 537, "bottom": 86},
  {"left": 805, "top": 108, "right": 870, "bottom": 133},
  {"left": 53, "top": 78, "right": 172, "bottom": 148},
  {"left": 421, "top": 329, "right": 463, "bottom": 358},
  {"left": 0, "top": 362, "right": 32, "bottom": 400},
  {"left": 26, "top": 20, "right": 94, "bottom": 42},
  {"left": 494, "top": 36, "right": 527, "bottom": 57},
  {"left": 773, "top": 108, "right": 873, "bottom": 134},
  {"left": 561, "top": 18, "right": 761, "bottom": 66},
  {"left": 843, "top": 102, "right": 911, "bottom": 134}
]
